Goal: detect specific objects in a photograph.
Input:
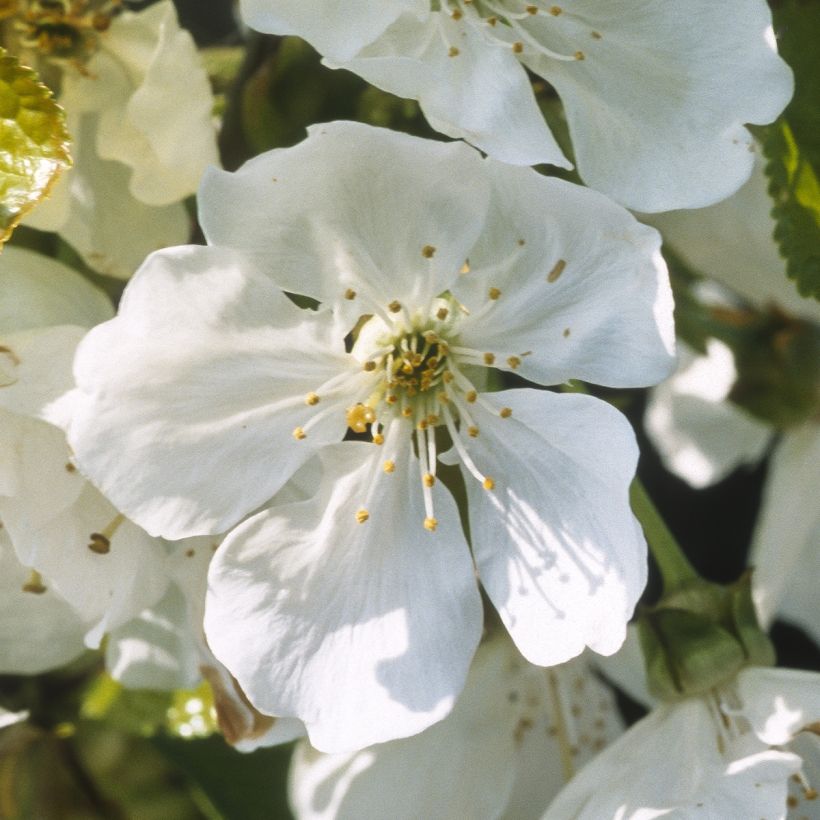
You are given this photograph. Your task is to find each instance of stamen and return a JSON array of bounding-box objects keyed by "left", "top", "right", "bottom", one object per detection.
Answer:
[
  {"left": 305, "top": 392, "right": 320, "bottom": 406},
  {"left": 88, "top": 513, "right": 125, "bottom": 554},
  {"left": 292, "top": 426, "right": 306, "bottom": 440},
  {"left": 383, "top": 460, "right": 395, "bottom": 473},
  {"left": 22, "top": 569, "right": 47, "bottom": 594},
  {"left": 355, "top": 509, "right": 369, "bottom": 524}
]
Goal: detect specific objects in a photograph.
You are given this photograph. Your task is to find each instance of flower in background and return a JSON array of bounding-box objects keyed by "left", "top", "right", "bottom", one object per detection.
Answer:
[
  {"left": 66, "top": 121, "right": 674, "bottom": 750},
  {"left": 544, "top": 664, "right": 820, "bottom": 819},
  {"left": 645, "top": 158, "right": 820, "bottom": 646},
  {"left": 8, "top": 1, "right": 219, "bottom": 278},
  {"left": 240, "top": 0, "right": 792, "bottom": 212},
  {"left": 289, "top": 635, "right": 623, "bottom": 820}
]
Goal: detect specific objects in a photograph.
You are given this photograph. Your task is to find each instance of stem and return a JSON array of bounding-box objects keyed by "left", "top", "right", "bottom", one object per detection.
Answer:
[{"left": 630, "top": 479, "right": 699, "bottom": 591}]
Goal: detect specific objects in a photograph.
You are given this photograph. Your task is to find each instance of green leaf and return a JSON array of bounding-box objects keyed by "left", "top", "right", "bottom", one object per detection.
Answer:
[
  {"left": 762, "top": 1, "right": 820, "bottom": 299},
  {"left": 0, "top": 48, "right": 71, "bottom": 244}
]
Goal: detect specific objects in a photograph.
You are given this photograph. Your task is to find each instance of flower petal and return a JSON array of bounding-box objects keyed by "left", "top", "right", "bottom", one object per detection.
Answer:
[
  {"left": 24, "top": 112, "right": 192, "bottom": 280},
  {"left": 0, "top": 247, "right": 112, "bottom": 332},
  {"left": 200, "top": 121, "right": 490, "bottom": 315},
  {"left": 339, "top": 13, "right": 568, "bottom": 167},
  {"left": 240, "top": 0, "right": 427, "bottom": 63},
  {"left": 0, "top": 529, "right": 87, "bottom": 674},
  {"left": 445, "top": 389, "right": 646, "bottom": 666},
  {"left": 645, "top": 341, "right": 773, "bottom": 489},
  {"left": 2, "top": 482, "right": 169, "bottom": 648},
  {"left": 543, "top": 699, "right": 800, "bottom": 819},
  {"left": 737, "top": 668, "right": 820, "bottom": 747},
  {"left": 205, "top": 437, "right": 482, "bottom": 752},
  {"left": 526, "top": 1, "right": 793, "bottom": 211},
  {"left": 750, "top": 426, "right": 820, "bottom": 640},
  {"left": 66, "top": 245, "right": 352, "bottom": 538},
  {"left": 453, "top": 165, "right": 674, "bottom": 388}
]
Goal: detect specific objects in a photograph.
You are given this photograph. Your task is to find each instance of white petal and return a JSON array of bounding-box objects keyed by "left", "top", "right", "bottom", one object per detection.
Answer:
[
  {"left": 646, "top": 157, "right": 820, "bottom": 324},
  {"left": 453, "top": 166, "right": 674, "bottom": 388},
  {"left": 750, "top": 426, "right": 820, "bottom": 638},
  {"left": 447, "top": 389, "right": 646, "bottom": 666},
  {"left": 737, "top": 668, "right": 820, "bottom": 747},
  {"left": 645, "top": 341, "right": 773, "bottom": 489},
  {"left": 66, "top": 245, "right": 352, "bottom": 538},
  {"left": 289, "top": 637, "right": 530, "bottom": 820},
  {"left": 0, "top": 414, "right": 85, "bottom": 522},
  {"left": 339, "top": 13, "right": 568, "bottom": 168},
  {"left": 0, "top": 530, "right": 87, "bottom": 675},
  {"left": 106, "top": 583, "right": 201, "bottom": 690},
  {"left": 240, "top": 0, "right": 426, "bottom": 63},
  {"left": 200, "top": 121, "right": 490, "bottom": 315},
  {"left": 2, "top": 482, "right": 169, "bottom": 648},
  {"left": 526, "top": 1, "right": 793, "bottom": 211},
  {"left": 25, "top": 112, "right": 191, "bottom": 279},
  {"left": 205, "top": 438, "right": 483, "bottom": 752},
  {"left": 0, "top": 247, "right": 113, "bottom": 332},
  {"left": 93, "top": 1, "right": 219, "bottom": 205},
  {"left": 544, "top": 698, "right": 800, "bottom": 819},
  {"left": 0, "top": 326, "right": 86, "bottom": 419}
]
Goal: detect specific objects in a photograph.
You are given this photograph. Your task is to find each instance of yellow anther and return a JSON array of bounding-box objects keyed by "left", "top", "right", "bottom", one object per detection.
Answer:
[
  {"left": 549, "top": 5, "right": 562, "bottom": 15},
  {"left": 424, "top": 517, "right": 438, "bottom": 531},
  {"left": 512, "top": 41, "right": 524, "bottom": 54},
  {"left": 402, "top": 407, "right": 413, "bottom": 417},
  {"left": 423, "top": 473, "right": 435, "bottom": 488},
  {"left": 356, "top": 509, "right": 370, "bottom": 524},
  {"left": 467, "top": 425, "right": 479, "bottom": 438},
  {"left": 507, "top": 356, "right": 521, "bottom": 369},
  {"left": 466, "top": 390, "right": 477, "bottom": 403},
  {"left": 574, "top": 50, "right": 585, "bottom": 60},
  {"left": 22, "top": 569, "right": 46, "bottom": 594},
  {"left": 88, "top": 533, "right": 111, "bottom": 554},
  {"left": 437, "top": 392, "right": 450, "bottom": 404},
  {"left": 292, "top": 426, "right": 306, "bottom": 440},
  {"left": 483, "top": 477, "right": 495, "bottom": 491},
  {"left": 372, "top": 432, "right": 385, "bottom": 445},
  {"left": 563, "top": 327, "right": 571, "bottom": 338},
  {"left": 500, "top": 407, "right": 513, "bottom": 418},
  {"left": 363, "top": 361, "right": 377, "bottom": 372},
  {"left": 591, "top": 30, "right": 602, "bottom": 39},
  {"left": 344, "top": 288, "right": 357, "bottom": 300},
  {"left": 547, "top": 258, "right": 567, "bottom": 283},
  {"left": 460, "top": 260, "right": 471, "bottom": 274},
  {"left": 305, "top": 392, "right": 320, "bottom": 406},
  {"left": 443, "top": 371, "right": 454, "bottom": 383},
  {"left": 483, "top": 352, "right": 496, "bottom": 366},
  {"left": 383, "top": 460, "right": 396, "bottom": 474},
  {"left": 427, "top": 413, "right": 440, "bottom": 425},
  {"left": 448, "top": 46, "right": 460, "bottom": 57},
  {"left": 386, "top": 394, "right": 398, "bottom": 405},
  {"left": 517, "top": 238, "right": 526, "bottom": 246},
  {"left": 437, "top": 307, "right": 449, "bottom": 320},
  {"left": 388, "top": 300, "right": 402, "bottom": 313},
  {"left": 488, "top": 287, "right": 502, "bottom": 300},
  {"left": 487, "top": 15, "right": 498, "bottom": 25},
  {"left": 417, "top": 419, "right": 428, "bottom": 430},
  {"left": 526, "top": 4, "right": 538, "bottom": 13},
  {"left": 451, "top": 8, "right": 462, "bottom": 19},
  {"left": 346, "top": 403, "right": 376, "bottom": 433},
  {"left": 423, "top": 330, "right": 438, "bottom": 344}
]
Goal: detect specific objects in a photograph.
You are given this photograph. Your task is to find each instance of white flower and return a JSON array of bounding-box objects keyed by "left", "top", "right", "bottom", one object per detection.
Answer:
[
  {"left": 239, "top": 0, "right": 792, "bottom": 212},
  {"left": 0, "top": 248, "right": 169, "bottom": 650},
  {"left": 23, "top": 1, "right": 219, "bottom": 278},
  {"left": 544, "top": 666, "right": 820, "bottom": 819},
  {"left": 66, "top": 121, "right": 674, "bottom": 750},
  {"left": 289, "top": 635, "right": 623, "bottom": 820}
]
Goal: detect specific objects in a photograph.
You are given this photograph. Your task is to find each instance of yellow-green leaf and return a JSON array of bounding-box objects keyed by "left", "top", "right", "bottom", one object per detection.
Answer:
[{"left": 0, "top": 47, "right": 71, "bottom": 245}]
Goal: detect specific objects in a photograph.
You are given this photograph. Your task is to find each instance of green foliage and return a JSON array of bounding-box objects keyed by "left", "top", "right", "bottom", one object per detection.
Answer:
[
  {"left": 0, "top": 48, "right": 71, "bottom": 245},
  {"left": 762, "top": 0, "right": 820, "bottom": 299}
]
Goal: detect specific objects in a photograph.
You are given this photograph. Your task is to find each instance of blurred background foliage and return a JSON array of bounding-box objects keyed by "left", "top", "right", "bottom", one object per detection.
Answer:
[{"left": 1, "top": 0, "right": 819, "bottom": 817}]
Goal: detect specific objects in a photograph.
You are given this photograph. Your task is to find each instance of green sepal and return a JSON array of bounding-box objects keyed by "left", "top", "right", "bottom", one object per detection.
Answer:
[
  {"left": 638, "top": 574, "right": 776, "bottom": 702},
  {"left": 0, "top": 47, "right": 71, "bottom": 244}
]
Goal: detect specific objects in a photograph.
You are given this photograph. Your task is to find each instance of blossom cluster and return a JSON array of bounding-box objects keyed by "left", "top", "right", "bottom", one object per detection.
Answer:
[{"left": 1, "top": 1, "right": 818, "bottom": 818}]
